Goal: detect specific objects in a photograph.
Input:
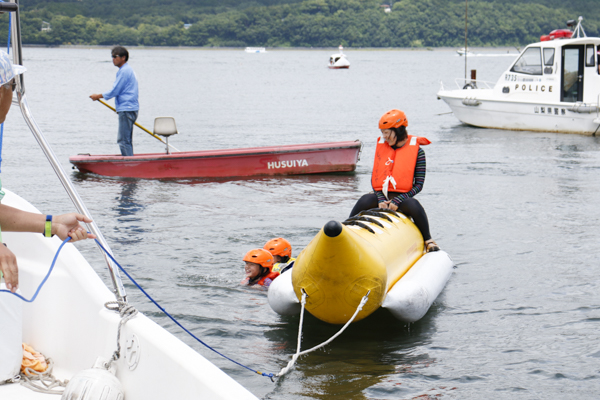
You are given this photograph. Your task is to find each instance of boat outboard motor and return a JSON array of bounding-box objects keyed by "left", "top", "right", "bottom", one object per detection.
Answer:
[{"left": 61, "top": 357, "right": 124, "bottom": 400}]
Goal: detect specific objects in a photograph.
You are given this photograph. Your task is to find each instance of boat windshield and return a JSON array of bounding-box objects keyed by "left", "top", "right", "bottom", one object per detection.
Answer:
[
  {"left": 511, "top": 47, "right": 543, "bottom": 75},
  {"left": 543, "top": 48, "right": 555, "bottom": 65},
  {"left": 586, "top": 44, "right": 595, "bottom": 67}
]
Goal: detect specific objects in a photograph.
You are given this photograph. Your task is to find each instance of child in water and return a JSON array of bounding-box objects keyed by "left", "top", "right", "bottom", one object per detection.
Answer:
[
  {"left": 240, "top": 248, "right": 280, "bottom": 288},
  {"left": 263, "top": 237, "right": 296, "bottom": 274}
]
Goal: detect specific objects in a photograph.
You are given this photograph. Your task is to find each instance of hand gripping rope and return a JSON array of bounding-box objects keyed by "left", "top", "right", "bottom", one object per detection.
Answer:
[{"left": 0, "top": 236, "right": 370, "bottom": 382}]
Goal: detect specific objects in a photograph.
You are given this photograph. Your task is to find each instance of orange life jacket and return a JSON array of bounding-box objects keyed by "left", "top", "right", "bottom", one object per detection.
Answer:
[
  {"left": 256, "top": 271, "right": 280, "bottom": 286},
  {"left": 371, "top": 135, "right": 430, "bottom": 197}
]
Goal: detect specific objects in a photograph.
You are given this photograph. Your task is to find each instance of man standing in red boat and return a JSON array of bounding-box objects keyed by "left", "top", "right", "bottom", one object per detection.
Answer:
[{"left": 90, "top": 46, "right": 139, "bottom": 157}]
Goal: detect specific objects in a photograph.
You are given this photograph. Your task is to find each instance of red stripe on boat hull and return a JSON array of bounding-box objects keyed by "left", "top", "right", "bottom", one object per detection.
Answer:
[{"left": 69, "top": 141, "right": 362, "bottom": 179}]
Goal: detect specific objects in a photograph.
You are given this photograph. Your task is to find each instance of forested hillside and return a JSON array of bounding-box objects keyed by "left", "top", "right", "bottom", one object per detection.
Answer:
[{"left": 1, "top": 0, "right": 598, "bottom": 47}]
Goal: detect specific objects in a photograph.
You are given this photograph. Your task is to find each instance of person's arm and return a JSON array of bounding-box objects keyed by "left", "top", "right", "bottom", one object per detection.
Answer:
[
  {"left": 390, "top": 148, "right": 426, "bottom": 208},
  {"left": 90, "top": 66, "right": 126, "bottom": 102},
  {"left": 0, "top": 243, "right": 18, "bottom": 292},
  {"left": 0, "top": 205, "right": 96, "bottom": 293},
  {"left": 373, "top": 189, "right": 390, "bottom": 209},
  {"left": 101, "top": 67, "right": 126, "bottom": 101},
  {"left": 0, "top": 204, "right": 96, "bottom": 241},
  {"left": 0, "top": 83, "right": 13, "bottom": 123}
]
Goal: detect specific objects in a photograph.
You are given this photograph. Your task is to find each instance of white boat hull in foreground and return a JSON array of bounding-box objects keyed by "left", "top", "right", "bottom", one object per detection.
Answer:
[{"left": 0, "top": 190, "right": 258, "bottom": 400}]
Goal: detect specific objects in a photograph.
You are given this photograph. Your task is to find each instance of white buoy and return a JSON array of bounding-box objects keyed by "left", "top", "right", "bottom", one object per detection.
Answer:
[{"left": 61, "top": 357, "right": 124, "bottom": 400}]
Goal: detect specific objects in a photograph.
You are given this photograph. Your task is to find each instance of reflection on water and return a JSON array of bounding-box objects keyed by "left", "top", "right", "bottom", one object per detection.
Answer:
[
  {"left": 263, "top": 307, "right": 443, "bottom": 400},
  {"left": 112, "top": 180, "right": 146, "bottom": 245},
  {"left": 115, "top": 181, "right": 145, "bottom": 217},
  {"left": 169, "top": 171, "right": 359, "bottom": 186}
]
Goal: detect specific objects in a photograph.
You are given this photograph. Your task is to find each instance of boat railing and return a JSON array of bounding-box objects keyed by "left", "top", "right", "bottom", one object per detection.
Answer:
[
  {"left": 7, "top": 0, "right": 127, "bottom": 302},
  {"left": 439, "top": 79, "right": 494, "bottom": 91}
]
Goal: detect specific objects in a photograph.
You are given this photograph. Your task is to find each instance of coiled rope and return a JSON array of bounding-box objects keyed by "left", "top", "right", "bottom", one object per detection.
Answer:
[
  {"left": 276, "top": 289, "right": 370, "bottom": 378},
  {"left": 19, "top": 358, "right": 67, "bottom": 395}
]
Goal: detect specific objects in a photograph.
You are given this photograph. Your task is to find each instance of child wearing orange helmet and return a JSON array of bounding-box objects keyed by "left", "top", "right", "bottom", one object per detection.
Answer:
[
  {"left": 350, "top": 109, "right": 440, "bottom": 253},
  {"left": 263, "top": 238, "right": 296, "bottom": 274},
  {"left": 240, "top": 248, "right": 280, "bottom": 288}
]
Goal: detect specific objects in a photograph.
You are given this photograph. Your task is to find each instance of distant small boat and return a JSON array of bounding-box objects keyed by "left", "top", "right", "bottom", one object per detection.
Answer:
[
  {"left": 328, "top": 45, "right": 350, "bottom": 69},
  {"left": 456, "top": 47, "right": 474, "bottom": 56},
  {"left": 70, "top": 141, "right": 362, "bottom": 179},
  {"left": 245, "top": 47, "right": 266, "bottom": 53}
]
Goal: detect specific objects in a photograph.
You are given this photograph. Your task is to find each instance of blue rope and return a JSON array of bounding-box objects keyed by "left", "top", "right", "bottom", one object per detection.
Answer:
[
  {"left": 0, "top": 236, "right": 70, "bottom": 302},
  {"left": 0, "top": 235, "right": 276, "bottom": 381},
  {"left": 93, "top": 239, "right": 275, "bottom": 381}
]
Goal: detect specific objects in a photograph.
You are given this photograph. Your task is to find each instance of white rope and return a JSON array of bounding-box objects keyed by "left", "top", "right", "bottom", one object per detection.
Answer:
[
  {"left": 19, "top": 357, "right": 68, "bottom": 395},
  {"left": 276, "top": 290, "right": 370, "bottom": 377},
  {"left": 105, "top": 301, "right": 139, "bottom": 365},
  {"left": 15, "top": 302, "right": 137, "bottom": 395},
  {"left": 277, "top": 290, "right": 308, "bottom": 377}
]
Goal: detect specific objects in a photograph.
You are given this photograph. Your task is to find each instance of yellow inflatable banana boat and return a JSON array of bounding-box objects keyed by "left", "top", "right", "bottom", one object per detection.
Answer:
[{"left": 268, "top": 209, "right": 453, "bottom": 324}]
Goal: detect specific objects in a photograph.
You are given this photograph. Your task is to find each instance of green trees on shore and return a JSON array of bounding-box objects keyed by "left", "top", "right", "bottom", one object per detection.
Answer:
[{"left": 0, "top": 0, "right": 597, "bottom": 48}]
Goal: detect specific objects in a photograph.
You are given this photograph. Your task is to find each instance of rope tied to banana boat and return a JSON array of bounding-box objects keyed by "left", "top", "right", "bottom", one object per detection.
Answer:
[{"left": 276, "top": 289, "right": 371, "bottom": 378}]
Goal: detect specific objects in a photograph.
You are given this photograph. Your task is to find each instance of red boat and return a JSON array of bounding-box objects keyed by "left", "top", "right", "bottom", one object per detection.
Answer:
[{"left": 69, "top": 140, "right": 362, "bottom": 179}]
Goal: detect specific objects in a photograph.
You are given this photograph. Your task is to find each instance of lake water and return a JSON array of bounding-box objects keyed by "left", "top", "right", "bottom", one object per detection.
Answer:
[{"left": 2, "top": 46, "right": 599, "bottom": 399}]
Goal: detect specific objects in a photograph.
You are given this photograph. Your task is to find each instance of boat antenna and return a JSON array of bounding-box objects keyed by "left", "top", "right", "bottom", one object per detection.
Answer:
[
  {"left": 568, "top": 16, "right": 586, "bottom": 38},
  {"left": 464, "top": 0, "right": 468, "bottom": 82}
]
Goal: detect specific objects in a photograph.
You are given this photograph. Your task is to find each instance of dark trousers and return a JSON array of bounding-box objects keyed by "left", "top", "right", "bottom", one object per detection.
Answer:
[
  {"left": 117, "top": 110, "right": 138, "bottom": 156},
  {"left": 349, "top": 193, "right": 432, "bottom": 241}
]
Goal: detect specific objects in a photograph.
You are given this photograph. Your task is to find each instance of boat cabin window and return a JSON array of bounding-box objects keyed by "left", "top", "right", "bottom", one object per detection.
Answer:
[
  {"left": 543, "top": 48, "right": 555, "bottom": 65},
  {"left": 586, "top": 44, "right": 595, "bottom": 67},
  {"left": 511, "top": 47, "right": 542, "bottom": 75}
]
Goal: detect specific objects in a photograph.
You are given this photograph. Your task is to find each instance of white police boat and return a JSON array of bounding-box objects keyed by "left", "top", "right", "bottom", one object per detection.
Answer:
[{"left": 437, "top": 17, "right": 600, "bottom": 136}]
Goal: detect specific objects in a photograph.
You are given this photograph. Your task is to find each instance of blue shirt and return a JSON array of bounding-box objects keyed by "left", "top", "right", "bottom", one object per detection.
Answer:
[{"left": 103, "top": 63, "right": 139, "bottom": 112}]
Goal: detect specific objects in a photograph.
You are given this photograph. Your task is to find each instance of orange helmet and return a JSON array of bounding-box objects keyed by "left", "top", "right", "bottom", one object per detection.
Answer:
[
  {"left": 243, "top": 248, "right": 274, "bottom": 271},
  {"left": 263, "top": 238, "right": 292, "bottom": 258},
  {"left": 378, "top": 109, "right": 408, "bottom": 129}
]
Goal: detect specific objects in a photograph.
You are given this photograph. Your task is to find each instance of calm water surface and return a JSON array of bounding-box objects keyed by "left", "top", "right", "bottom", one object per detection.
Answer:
[{"left": 2, "top": 47, "right": 599, "bottom": 399}]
